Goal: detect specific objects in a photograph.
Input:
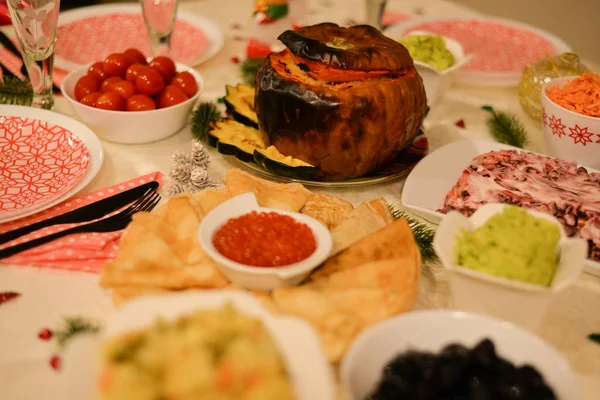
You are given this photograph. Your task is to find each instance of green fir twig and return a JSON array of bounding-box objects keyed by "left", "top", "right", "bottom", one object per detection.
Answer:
[
  {"left": 389, "top": 205, "right": 437, "bottom": 262},
  {"left": 55, "top": 316, "right": 101, "bottom": 348},
  {"left": 240, "top": 58, "right": 263, "bottom": 86},
  {"left": 588, "top": 333, "right": 600, "bottom": 345},
  {"left": 482, "top": 105, "right": 528, "bottom": 148},
  {"left": 0, "top": 75, "right": 33, "bottom": 106},
  {"left": 191, "top": 102, "right": 222, "bottom": 142}
]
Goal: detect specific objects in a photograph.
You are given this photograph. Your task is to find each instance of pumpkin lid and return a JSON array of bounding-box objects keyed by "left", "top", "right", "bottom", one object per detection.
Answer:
[{"left": 278, "top": 23, "right": 414, "bottom": 72}]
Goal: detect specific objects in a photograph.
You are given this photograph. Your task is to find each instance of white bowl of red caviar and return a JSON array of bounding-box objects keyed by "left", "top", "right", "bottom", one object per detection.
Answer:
[{"left": 198, "top": 193, "right": 333, "bottom": 290}]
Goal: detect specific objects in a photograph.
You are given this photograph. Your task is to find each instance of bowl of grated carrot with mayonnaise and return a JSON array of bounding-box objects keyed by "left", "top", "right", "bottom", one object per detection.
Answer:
[{"left": 541, "top": 72, "right": 600, "bottom": 169}]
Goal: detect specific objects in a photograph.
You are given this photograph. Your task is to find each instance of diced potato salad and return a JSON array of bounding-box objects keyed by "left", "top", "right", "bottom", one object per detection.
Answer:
[{"left": 98, "top": 304, "right": 297, "bottom": 400}]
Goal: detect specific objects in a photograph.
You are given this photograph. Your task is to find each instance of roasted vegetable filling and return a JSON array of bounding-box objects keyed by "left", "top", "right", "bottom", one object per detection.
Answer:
[{"left": 270, "top": 49, "right": 414, "bottom": 89}]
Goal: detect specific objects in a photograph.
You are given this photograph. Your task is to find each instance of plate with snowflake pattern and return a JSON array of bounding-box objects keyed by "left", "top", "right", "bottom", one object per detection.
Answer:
[
  {"left": 384, "top": 15, "right": 572, "bottom": 86},
  {"left": 0, "top": 106, "right": 103, "bottom": 223}
]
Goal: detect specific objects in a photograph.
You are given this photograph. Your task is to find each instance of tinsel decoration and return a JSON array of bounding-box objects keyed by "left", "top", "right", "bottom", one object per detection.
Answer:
[
  {"left": 166, "top": 139, "right": 220, "bottom": 196},
  {"left": 517, "top": 53, "right": 586, "bottom": 122}
]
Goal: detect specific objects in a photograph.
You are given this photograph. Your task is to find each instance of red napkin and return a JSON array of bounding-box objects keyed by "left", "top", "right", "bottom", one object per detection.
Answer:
[{"left": 0, "top": 172, "right": 163, "bottom": 273}]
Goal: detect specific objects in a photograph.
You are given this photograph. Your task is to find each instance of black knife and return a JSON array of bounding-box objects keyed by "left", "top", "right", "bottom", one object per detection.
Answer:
[{"left": 0, "top": 181, "right": 159, "bottom": 245}]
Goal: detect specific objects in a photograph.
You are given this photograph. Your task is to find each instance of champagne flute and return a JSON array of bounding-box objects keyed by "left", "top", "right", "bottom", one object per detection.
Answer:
[
  {"left": 140, "top": 0, "right": 179, "bottom": 57},
  {"left": 365, "top": 0, "right": 387, "bottom": 31},
  {"left": 7, "top": 0, "right": 60, "bottom": 110}
]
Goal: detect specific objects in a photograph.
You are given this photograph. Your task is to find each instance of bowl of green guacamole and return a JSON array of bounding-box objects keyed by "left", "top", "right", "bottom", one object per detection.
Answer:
[
  {"left": 433, "top": 203, "right": 587, "bottom": 330},
  {"left": 392, "top": 30, "right": 472, "bottom": 106}
]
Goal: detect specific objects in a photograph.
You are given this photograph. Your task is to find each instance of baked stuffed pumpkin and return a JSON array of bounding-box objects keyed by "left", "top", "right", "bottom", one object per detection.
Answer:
[{"left": 255, "top": 23, "right": 427, "bottom": 180}]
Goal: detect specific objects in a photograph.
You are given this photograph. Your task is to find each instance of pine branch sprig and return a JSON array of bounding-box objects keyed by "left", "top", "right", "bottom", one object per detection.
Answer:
[
  {"left": 55, "top": 316, "right": 101, "bottom": 348},
  {"left": 0, "top": 76, "right": 33, "bottom": 106},
  {"left": 240, "top": 58, "right": 263, "bottom": 86},
  {"left": 191, "top": 102, "right": 222, "bottom": 142},
  {"left": 389, "top": 205, "right": 437, "bottom": 262},
  {"left": 482, "top": 105, "right": 528, "bottom": 148}
]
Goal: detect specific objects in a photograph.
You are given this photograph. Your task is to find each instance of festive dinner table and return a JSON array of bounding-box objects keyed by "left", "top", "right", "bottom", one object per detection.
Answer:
[{"left": 1, "top": 0, "right": 600, "bottom": 398}]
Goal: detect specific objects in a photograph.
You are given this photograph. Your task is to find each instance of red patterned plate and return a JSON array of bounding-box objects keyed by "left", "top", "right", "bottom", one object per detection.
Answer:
[
  {"left": 54, "top": 4, "right": 224, "bottom": 71},
  {"left": 0, "top": 116, "right": 90, "bottom": 220},
  {"left": 384, "top": 16, "right": 571, "bottom": 86}
]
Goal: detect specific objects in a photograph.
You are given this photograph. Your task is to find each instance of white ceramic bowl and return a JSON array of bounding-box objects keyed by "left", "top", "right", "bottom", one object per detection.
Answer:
[
  {"left": 433, "top": 203, "right": 587, "bottom": 331},
  {"left": 198, "top": 193, "right": 333, "bottom": 290},
  {"left": 340, "top": 310, "right": 581, "bottom": 400},
  {"left": 391, "top": 30, "right": 472, "bottom": 107},
  {"left": 61, "top": 62, "right": 203, "bottom": 144},
  {"left": 541, "top": 76, "right": 600, "bottom": 170},
  {"left": 59, "top": 290, "right": 336, "bottom": 400}
]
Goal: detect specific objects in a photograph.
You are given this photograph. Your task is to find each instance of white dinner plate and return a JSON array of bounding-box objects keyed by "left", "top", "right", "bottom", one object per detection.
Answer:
[
  {"left": 54, "top": 3, "right": 224, "bottom": 71},
  {"left": 0, "top": 105, "right": 103, "bottom": 224},
  {"left": 59, "top": 290, "right": 335, "bottom": 400},
  {"left": 401, "top": 139, "right": 600, "bottom": 277},
  {"left": 384, "top": 15, "right": 572, "bottom": 87}
]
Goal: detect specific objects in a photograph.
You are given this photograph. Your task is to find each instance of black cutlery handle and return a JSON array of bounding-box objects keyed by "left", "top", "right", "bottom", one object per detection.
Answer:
[
  {"left": 0, "top": 225, "right": 88, "bottom": 259},
  {"left": 0, "top": 181, "right": 159, "bottom": 246}
]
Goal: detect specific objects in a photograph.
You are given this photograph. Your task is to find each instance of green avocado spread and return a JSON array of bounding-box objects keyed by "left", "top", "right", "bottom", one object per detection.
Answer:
[
  {"left": 455, "top": 206, "right": 561, "bottom": 287},
  {"left": 397, "top": 34, "right": 455, "bottom": 72}
]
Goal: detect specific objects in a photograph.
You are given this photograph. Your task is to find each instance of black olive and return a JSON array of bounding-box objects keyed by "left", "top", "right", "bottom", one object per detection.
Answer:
[
  {"left": 369, "top": 374, "right": 413, "bottom": 399},
  {"left": 469, "top": 339, "right": 498, "bottom": 370},
  {"left": 385, "top": 351, "right": 436, "bottom": 383},
  {"left": 517, "top": 364, "right": 545, "bottom": 389},
  {"left": 529, "top": 385, "right": 558, "bottom": 400}
]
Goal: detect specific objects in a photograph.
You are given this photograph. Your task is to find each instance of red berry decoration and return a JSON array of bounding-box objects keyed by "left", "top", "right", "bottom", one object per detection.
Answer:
[
  {"left": 38, "top": 328, "right": 53, "bottom": 340},
  {"left": 0, "top": 291, "right": 20, "bottom": 305},
  {"left": 49, "top": 355, "right": 61, "bottom": 371},
  {"left": 455, "top": 119, "right": 466, "bottom": 129},
  {"left": 231, "top": 56, "right": 240, "bottom": 64}
]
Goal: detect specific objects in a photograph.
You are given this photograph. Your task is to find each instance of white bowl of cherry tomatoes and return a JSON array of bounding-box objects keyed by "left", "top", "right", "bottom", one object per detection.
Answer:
[{"left": 61, "top": 48, "right": 203, "bottom": 144}]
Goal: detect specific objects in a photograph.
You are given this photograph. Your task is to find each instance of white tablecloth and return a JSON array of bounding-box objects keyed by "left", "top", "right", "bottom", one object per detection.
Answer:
[{"left": 1, "top": 0, "right": 600, "bottom": 398}]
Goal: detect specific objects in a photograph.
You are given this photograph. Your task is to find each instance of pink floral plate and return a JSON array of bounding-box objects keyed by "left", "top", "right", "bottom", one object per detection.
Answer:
[
  {"left": 384, "top": 16, "right": 572, "bottom": 86},
  {"left": 54, "top": 3, "right": 224, "bottom": 72},
  {"left": 0, "top": 115, "right": 90, "bottom": 221}
]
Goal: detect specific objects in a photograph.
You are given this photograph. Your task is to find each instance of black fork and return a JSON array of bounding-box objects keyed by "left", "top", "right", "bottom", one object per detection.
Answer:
[{"left": 0, "top": 190, "right": 161, "bottom": 259}]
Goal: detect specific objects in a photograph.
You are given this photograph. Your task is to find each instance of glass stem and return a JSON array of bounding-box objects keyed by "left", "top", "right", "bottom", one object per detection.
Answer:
[
  {"left": 365, "top": 0, "right": 387, "bottom": 31},
  {"left": 22, "top": 51, "right": 55, "bottom": 110},
  {"left": 149, "top": 31, "right": 174, "bottom": 57}
]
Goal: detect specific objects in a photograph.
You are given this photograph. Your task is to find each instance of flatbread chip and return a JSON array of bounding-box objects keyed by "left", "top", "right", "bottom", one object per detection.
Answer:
[
  {"left": 301, "top": 193, "right": 354, "bottom": 229},
  {"left": 225, "top": 168, "right": 312, "bottom": 211},
  {"left": 314, "top": 218, "right": 417, "bottom": 279},
  {"left": 193, "top": 187, "right": 231, "bottom": 214},
  {"left": 270, "top": 286, "right": 363, "bottom": 361},
  {"left": 329, "top": 198, "right": 393, "bottom": 253}
]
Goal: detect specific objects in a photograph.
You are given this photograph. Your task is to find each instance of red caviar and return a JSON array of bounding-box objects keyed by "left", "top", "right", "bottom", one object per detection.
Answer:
[{"left": 213, "top": 211, "right": 316, "bottom": 267}]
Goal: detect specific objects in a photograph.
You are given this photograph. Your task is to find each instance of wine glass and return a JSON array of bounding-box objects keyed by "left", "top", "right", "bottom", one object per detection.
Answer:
[
  {"left": 7, "top": 0, "right": 60, "bottom": 110},
  {"left": 140, "top": 0, "right": 179, "bottom": 57},
  {"left": 365, "top": 0, "right": 387, "bottom": 31}
]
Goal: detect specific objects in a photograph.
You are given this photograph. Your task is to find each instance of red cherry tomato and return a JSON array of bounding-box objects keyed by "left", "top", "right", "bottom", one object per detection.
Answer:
[
  {"left": 125, "top": 64, "right": 146, "bottom": 83},
  {"left": 123, "top": 48, "right": 147, "bottom": 65},
  {"left": 79, "top": 92, "right": 102, "bottom": 107},
  {"left": 157, "top": 85, "right": 189, "bottom": 108},
  {"left": 103, "top": 53, "right": 131, "bottom": 78},
  {"left": 74, "top": 75, "right": 100, "bottom": 101},
  {"left": 135, "top": 67, "right": 165, "bottom": 96},
  {"left": 101, "top": 76, "right": 124, "bottom": 93},
  {"left": 95, "top": 92, "right": 126, "bottom": 111},
  {"left": 171, "top": 71, "right": 198, "bottom": 98},
  {"left": 111, "top": 80, "right": 137, "bottom": 100},
  {"left": 87, "top": 62, "right": 107, "bottom": 82},
  {"left": 126, "top": 94, "right": 157, "bottom": 111},
  {"left": 149, "top": 56, "right": 176, "bottom": 84}
]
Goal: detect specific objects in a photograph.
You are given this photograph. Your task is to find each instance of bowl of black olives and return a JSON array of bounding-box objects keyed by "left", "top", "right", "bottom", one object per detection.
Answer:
[{"left": 340, "top": 310, "right": 580, "bottom": 400}]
